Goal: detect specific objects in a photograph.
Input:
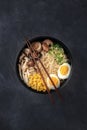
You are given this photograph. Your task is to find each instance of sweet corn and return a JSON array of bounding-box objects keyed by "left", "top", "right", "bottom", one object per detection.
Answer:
[{"left": 28, "top": 73, "right": 46, "bottom": 92}]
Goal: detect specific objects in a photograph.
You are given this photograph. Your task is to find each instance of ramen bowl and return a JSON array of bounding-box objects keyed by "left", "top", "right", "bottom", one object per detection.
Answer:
[{"left": 16, "top": 36, "right": 72, "bottom": 94}]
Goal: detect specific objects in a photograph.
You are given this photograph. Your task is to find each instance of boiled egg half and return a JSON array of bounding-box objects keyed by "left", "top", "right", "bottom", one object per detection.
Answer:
[
  {"left": 58, "top": 63, "right": 71, "bottom": 79},
  {"left": 47, "top": 74, "right": 60, "bottom": 90}
]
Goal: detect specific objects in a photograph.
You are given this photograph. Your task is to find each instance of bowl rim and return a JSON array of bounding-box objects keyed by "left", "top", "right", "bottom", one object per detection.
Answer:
[{"left": 16, "top": 36, "right": 73, "bottom": 94}]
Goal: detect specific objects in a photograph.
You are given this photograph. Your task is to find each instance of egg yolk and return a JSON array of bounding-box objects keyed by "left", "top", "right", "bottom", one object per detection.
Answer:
[
  {"left": 48, "top": 77, "right": 58, "bottom": 86},
  {"left": 60, "top": 65, "right": 69, "bottom": 75}
]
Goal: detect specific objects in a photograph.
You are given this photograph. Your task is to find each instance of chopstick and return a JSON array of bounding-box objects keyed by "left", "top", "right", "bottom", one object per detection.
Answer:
[
  {"left": 25, "top": 41, "right": 55, "bottom": 104},
  {"left": 39, "top": 60, "right": 63, "bottom": 100},
  {"left": 26, "top": 39, "right": 63, "bottom": 101}
]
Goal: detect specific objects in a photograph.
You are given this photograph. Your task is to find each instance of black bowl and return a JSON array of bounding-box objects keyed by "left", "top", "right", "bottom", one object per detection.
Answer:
[{"left": 16, "top": 36, "right": 73, "bottom": 94}]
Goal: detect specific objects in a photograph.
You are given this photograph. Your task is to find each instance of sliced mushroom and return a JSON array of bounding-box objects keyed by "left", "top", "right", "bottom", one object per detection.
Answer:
[
  {"left": 42, "top": 39, "right": 53, "bottom": 47},
  {"left": 19, "top": 53, "right": 25, "bottom": 63},
  {"left": 32, "top": 42, "right": 42, "bottom": 52},
  {"left": 24, "top": 48, "right": 31, "bottom": 56}
]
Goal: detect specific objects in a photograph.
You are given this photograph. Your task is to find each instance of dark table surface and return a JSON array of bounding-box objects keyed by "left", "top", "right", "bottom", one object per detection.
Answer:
[{"left": 0, "top": 0, "right": 87, "bottom": 130}]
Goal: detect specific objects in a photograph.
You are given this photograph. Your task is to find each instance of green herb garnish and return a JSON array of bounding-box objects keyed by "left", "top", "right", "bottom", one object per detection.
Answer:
[{"left": 49, "top": 43, "right": 67, "bottom": 65}]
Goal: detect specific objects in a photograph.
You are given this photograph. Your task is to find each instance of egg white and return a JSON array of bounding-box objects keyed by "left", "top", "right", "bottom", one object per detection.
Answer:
[
  {"left": 47, "top": 74, "right": 60, "bottom": 90},
  {"left": 58, "top": 63, "right": 71, "bottom": 79}
]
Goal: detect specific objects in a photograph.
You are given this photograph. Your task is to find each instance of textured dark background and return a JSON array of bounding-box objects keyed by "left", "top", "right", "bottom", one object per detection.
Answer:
[{"left": 0, "top": 0, "right": 87, "bottom": 130}]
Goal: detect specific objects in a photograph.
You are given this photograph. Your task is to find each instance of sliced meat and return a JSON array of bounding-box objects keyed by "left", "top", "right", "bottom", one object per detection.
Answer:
[{"left": 27, "top": 60, "right": 35, "bottom": 67}]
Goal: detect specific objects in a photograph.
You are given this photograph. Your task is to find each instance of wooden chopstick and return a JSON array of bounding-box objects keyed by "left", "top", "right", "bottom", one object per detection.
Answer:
[
  {"left": 26, "top": 39, "right": 63, "bottom": 101},
  {"left": 39, "top": 59, "right": 63, "bottom": 100},
  {"left": 25, "top": 41, "right": 55, "bottom": 104}
]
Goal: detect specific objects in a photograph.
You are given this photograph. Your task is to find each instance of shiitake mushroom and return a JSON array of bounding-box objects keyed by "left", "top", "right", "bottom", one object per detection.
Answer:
[
  {"left": 42, "top": 39, "right": 53, "bottom": 47},
  {"left": 25, "top": 39, "right": 53, "bottom": 60},
  {"left": 42, "top": 42, "right": 49, "bottom": 52},
  {"left": 42, "top": 39, "right": 53, "bottom": 52},
  {"left": 32, "top": 42, "right": 42, "bottom": 52}
]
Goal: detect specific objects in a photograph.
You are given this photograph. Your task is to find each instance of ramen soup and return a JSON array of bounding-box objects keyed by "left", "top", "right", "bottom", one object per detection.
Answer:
[{"left": 18, "top": 39, "right": 71, "bottom": 92}]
